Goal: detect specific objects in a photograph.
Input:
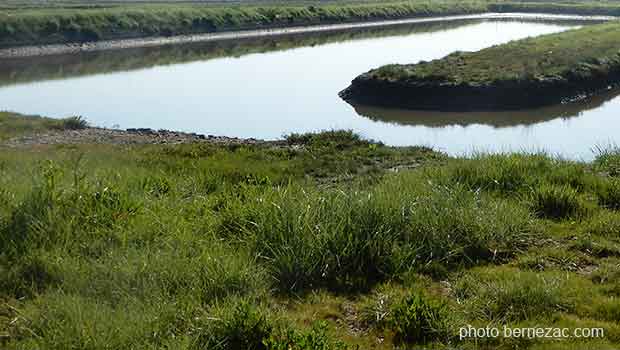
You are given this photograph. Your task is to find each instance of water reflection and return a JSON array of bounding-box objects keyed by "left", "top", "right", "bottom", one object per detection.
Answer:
[
  {"left": 0, "top": 17, "right": 600, "bottom": 88},
  {"left": 1, "top": 18, "right": 614, "bottom": 159},
  {"left": 0, "top": 19, "right": 481, "bottom": 88},
  {"left": 353, "top": 88, "right": 620, "bottom": 128}
]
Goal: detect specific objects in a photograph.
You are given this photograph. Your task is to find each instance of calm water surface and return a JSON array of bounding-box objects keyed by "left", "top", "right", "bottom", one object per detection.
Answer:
[{"left": 0, "top": 17, "right": 618, "bottom": 160}]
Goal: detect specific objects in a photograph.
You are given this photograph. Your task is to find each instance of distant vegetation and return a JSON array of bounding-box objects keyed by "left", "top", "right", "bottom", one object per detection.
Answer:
[
  {"left": 2, "top": 0, "right": 620, "bottom": 48},
  {"left": 1, "top": 114, "right": 620, "bottom": 349},
  {"left": 0, "top": 1, "right": 489, "bottom": 48},
  {"left": 0, "top": 111, "right": 86, "bottom": 140}
]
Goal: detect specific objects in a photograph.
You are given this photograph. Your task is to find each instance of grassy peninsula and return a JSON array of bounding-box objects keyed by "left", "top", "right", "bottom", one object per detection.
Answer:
[
  {"left": 2, "top": 112, "right": 620, "bottom": 349},
  {"left": 341, "top": 20, "right": 620, "bottom": 110}
]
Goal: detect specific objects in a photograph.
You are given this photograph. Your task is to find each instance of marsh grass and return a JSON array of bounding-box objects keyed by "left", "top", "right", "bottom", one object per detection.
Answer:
[
  {"left": 595, "top": 147, "right": 620, "bottom": 177},
  {"left": 218, "top": 174, "right": 534, "bottom": 293},
  {"left": 596, "top": 177, "right": 620, "bottom": 210},
  {"left": 3, "top": 123, "right": 620, "bottom": 348},
  {"left": 453, "top": 267, "right": 585, "bottom": 322},
  {"left": 530, "top": 184, "right": 592, "bottom": 220},
  {"left": 389, "top": 291, "right": 450, "bottom": 344},
  {"left": 370, "top": 20, "right": 620, "bottom": 85}
]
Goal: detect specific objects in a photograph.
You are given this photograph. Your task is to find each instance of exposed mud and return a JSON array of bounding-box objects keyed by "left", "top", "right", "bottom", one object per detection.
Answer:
[{"left": 340, "top": 57, "right": 620, "bottom": 111}]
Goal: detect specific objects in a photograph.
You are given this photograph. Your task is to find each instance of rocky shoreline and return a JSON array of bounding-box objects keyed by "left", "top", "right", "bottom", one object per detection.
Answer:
[{"left": 1, "top": 127, "right": 279, "bottom": 148}]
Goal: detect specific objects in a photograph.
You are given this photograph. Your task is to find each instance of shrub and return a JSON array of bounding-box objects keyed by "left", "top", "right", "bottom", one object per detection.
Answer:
[
  {"left": 530, "top": 184, "right": 589, "bottom": 220},
  {"left": 61, "top": 115, "right": 88, "bottom": 130},
  {"left": 389, "top": 292, "right": 449, "bottom": 344}
]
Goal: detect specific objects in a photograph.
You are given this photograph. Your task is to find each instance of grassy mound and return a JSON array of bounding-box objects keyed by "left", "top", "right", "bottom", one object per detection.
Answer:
[{"left": 341, "top": 20, "right": 620, "bottom": 110}]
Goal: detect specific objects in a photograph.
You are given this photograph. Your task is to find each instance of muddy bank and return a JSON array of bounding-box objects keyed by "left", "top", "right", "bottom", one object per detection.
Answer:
[
  {"left": 0, "top": 13, "right": 612, "bottom": 58},
  {"left": 340, "top": 67, "right": 620, "bottom": 111},
  {"left": 351, "top": 86, "right": 620, "bottom": 128}
]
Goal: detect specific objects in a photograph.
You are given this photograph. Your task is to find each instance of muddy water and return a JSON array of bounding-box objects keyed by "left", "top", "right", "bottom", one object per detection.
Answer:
[{"left": 0, "top": 14, "right": 615, "bottom": 159}]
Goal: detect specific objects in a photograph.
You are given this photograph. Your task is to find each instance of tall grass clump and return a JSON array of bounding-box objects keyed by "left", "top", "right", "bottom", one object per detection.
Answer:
[
  {"left": 285, "top": 129, "right": 370, "bottom": 149},
  {"left": 595, "top": 147, "right": 620, "bottom": 177},
  {"left": 265, "top": 321, "right": 350, "bottom": 350},
  {"left": 378, "top": 171, "right": 535, "bottom": 268},
  {"left": 218, "top": 184, "right": 406, "bottom": 292},
  {"left": 389, "top": 291, "right": 450, "bottom": 344},
  {"left": 0, "top": 161, "right": 140, "bottom": 258},
  {"left": 7, "top": 291, "right": 195, "bottom": 350},
  {"left": 219, "top": 170, "right": 534, "bottom": 292},
  {"left": 446, "top": 154, "right": 596, "bottom": 196},
  {"left": 447, "top": 154, "right": 549, "bottom": 194},
  {"left": 530, "top": 184, "right": 590, "bottom": 220},
  {"left": 596, "top": 177, "right": 620, "bottom": 210},
  {"left": 454, "top": 267, "right": 581, "bottom": 322},
  {"left": 194, "top": 299, "right": 273, "bottom": 350}
]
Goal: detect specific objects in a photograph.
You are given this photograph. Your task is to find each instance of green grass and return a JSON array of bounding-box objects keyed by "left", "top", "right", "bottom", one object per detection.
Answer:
[
  {"left": 369, "top": 20, "right": 620, "bottom": 85},
  {"left": 3, "top": 114, "right": 620, "bottom": 349},
  {"left": 0, "top": 1, "right": 490, "bottom": 48},
  {"left": 5, "top": 0, "right": 620, "bottom": 48},
  {"left": 0, "top": 111, "right": 86, "bottom": 141}
]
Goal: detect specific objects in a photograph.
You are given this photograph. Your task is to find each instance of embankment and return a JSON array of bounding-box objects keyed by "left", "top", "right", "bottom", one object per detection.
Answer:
[{"left": 3, "top": 1, "right": 620, "bottom": 49}]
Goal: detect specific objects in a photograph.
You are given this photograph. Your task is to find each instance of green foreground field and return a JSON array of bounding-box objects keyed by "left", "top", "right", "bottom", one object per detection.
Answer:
[
  {"left": 2, "top": 0, "right": 620, "bottom": 48},
  {"left": 1, "top": 112, "right": 620, "bottom": 349}
]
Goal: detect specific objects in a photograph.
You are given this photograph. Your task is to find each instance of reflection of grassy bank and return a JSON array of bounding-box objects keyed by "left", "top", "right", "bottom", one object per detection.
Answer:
[
  {"left": 0, "top": 17, "right": 598, "bottom": 87},
  {"left": 0, "top": 19, "right": 480, "bottom": 87},
  {"left": 2, "top": 113, "right": 620, "bottom": 349},
  {"left": 342, "top": 20, "right": 620, "bottom": 110},
  {"left": 352, "top": 87, "right": 620, "bottom": 128}
]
